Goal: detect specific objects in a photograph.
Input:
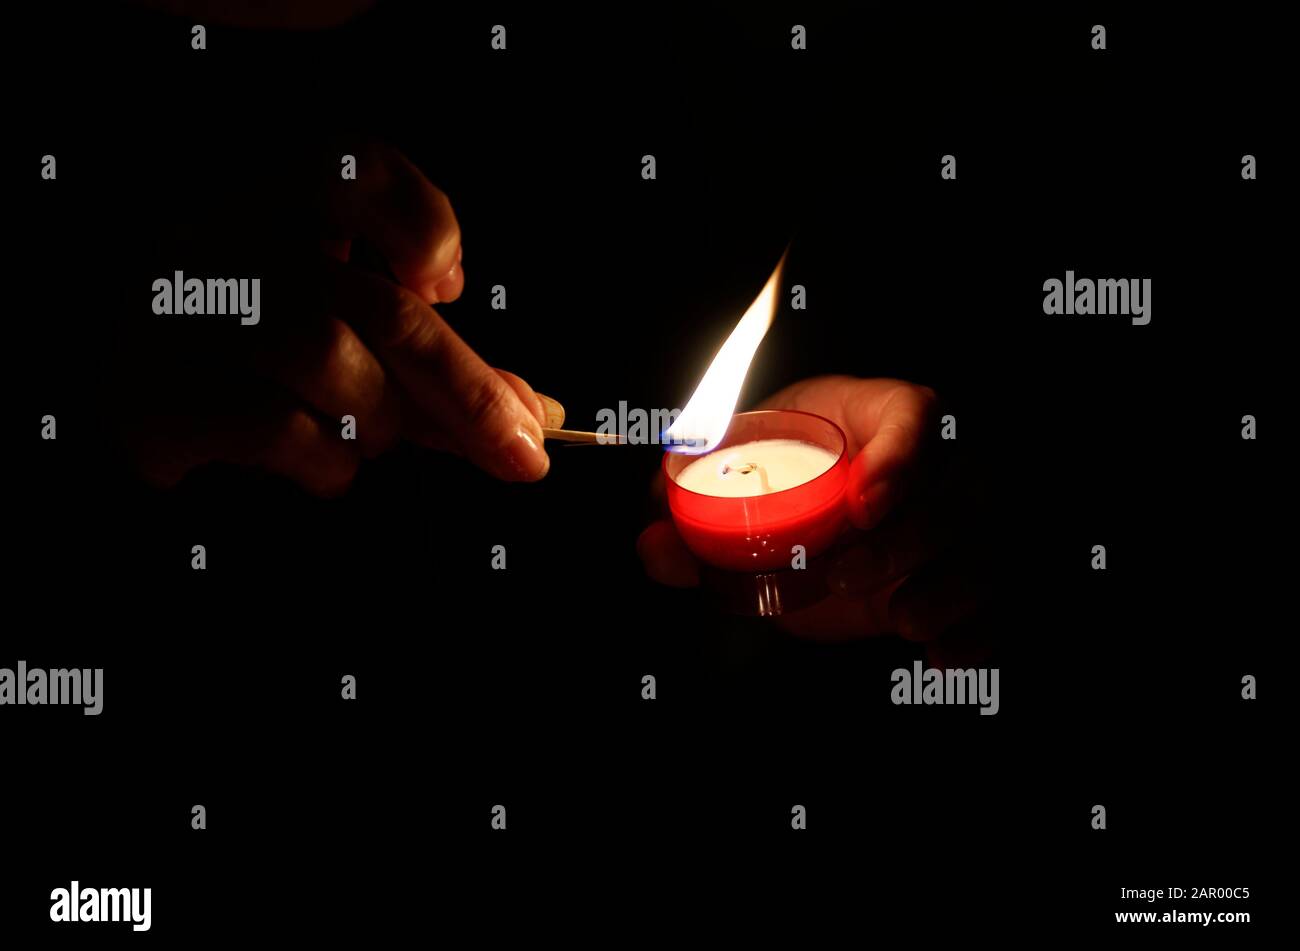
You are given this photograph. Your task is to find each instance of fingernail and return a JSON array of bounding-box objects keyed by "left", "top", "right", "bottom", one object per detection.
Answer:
[
  {"left": 505, "top": 421, "right": 550, "bottom": 481},
  {"left": 827, "top": 543, "right": 893, "bottom": 596},
  {"left": 535, "top": 392, "right": 566, "bottom": 429},
  {"left": 432, "top": 263, "right": 461, "bottom": 303},
  {"left": 456, "top": 243, "right": 463, "bottom": 263}
]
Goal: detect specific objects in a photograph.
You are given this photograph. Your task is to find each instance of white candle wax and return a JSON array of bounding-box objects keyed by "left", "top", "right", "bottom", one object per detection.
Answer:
[{"left": 673, "top": 438, "right": 838, "bottom": 498}]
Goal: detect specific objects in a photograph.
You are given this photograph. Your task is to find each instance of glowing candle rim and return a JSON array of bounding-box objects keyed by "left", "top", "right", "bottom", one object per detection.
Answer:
[
  {"left": 662, "top": 410, "right": 851, "bottom": 571},
  {"left": 663, "top": 410, "right": 847, "bottom": 500}
]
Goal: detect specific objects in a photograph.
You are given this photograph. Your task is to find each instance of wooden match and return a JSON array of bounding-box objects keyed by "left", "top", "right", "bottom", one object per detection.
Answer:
[{"left": 542, "top": 428, "right": 629, "bottom": 445}]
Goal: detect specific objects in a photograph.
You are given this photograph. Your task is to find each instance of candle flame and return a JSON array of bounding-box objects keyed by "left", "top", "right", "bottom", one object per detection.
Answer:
[{"left": 663, "top": 254, "right": 785, "bottom": 454}]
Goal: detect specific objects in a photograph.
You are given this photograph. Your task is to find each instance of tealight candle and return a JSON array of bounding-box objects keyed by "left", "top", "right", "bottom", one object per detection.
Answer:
[
  {"left": 663, "top": 410, "right": 850, "bottom": 571},
  {"left": 674, "top": 438, "right": 838, "bottom": 498}
]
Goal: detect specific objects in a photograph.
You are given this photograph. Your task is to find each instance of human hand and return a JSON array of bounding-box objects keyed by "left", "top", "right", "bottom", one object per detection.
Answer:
[
  {"left": 638, "top": 376, "right": 989, "bottom": 662},
  {"left": 115, "top": 143, "right": 557, "bottom": 496}
]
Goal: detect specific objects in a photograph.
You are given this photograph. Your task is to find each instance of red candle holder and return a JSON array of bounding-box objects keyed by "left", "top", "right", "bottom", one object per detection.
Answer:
[{"left": 663, "top": 410, "right": 850, "bottom": 573}]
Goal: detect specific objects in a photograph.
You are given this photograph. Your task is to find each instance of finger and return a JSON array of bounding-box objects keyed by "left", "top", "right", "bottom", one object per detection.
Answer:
[
  {"left": 394, "top": 387, "right": 459, "bottom": 453},
  {"left": 494, "top": 368, "right": 564, "bottom": 429},
  {"left": 536, "top": 391, "right": 565, "bottom": 429},
  {"left": 637, "top": 520, "right": 701, "bottom": 588},
  {"left": 250, "top": 316, "right": 401, "bottom": 459},
  {"left": 328, "top": 143, "right": 463, "bottom": 303},
  {"left": 329, "top": 263, "right": 549, "bottom": 481},
  {"left": 129, "top": 377, "right": 361, "bottom": 498},
  {"left": 847, "top": 383, "right": 938, "bottom": 529},
  {"left": 887, "top": 562, "right": 982, "bottom": 643},
  {"left": 825, "top": 501, "right": 953, "bottom": 597},
  {"left": 755, "top": 376, "right": 925, "bottom": 454},
  {"left": 400, "top": 371, "right": 560, "bottom": 451},
  {"left": 248, "top": 405, "right": 363, "bottom": 498}
]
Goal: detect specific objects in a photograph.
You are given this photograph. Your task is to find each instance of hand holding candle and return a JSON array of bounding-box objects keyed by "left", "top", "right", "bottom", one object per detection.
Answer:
[
  {"left": 663, "top": 410, "right": 851, "bottom": 571},
  {"left": 641, "top": 374, "right": 988, "bottom": 657},
  {"left": 655, "top": 255, "right": 859, "bottom": 570}
]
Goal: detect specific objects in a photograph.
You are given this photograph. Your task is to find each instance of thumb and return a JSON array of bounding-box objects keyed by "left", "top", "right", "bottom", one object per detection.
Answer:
[{"left": 847, "top": 385, "right": 936, "bottom": 529}]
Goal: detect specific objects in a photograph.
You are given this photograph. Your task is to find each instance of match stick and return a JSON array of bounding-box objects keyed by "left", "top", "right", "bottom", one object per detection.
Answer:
[{"left": 542, "top": 428, "right": 629, "bottom": 445}]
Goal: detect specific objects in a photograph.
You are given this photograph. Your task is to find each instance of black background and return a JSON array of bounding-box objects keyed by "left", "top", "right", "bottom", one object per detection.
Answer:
[{"left": 5, "top": 2, "right": 1284, "bottom": 941}]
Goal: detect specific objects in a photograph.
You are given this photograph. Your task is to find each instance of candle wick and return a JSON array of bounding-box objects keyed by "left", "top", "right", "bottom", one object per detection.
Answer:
[{"left": 721, "top": 461, "right": 772, "bottom": 494}]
